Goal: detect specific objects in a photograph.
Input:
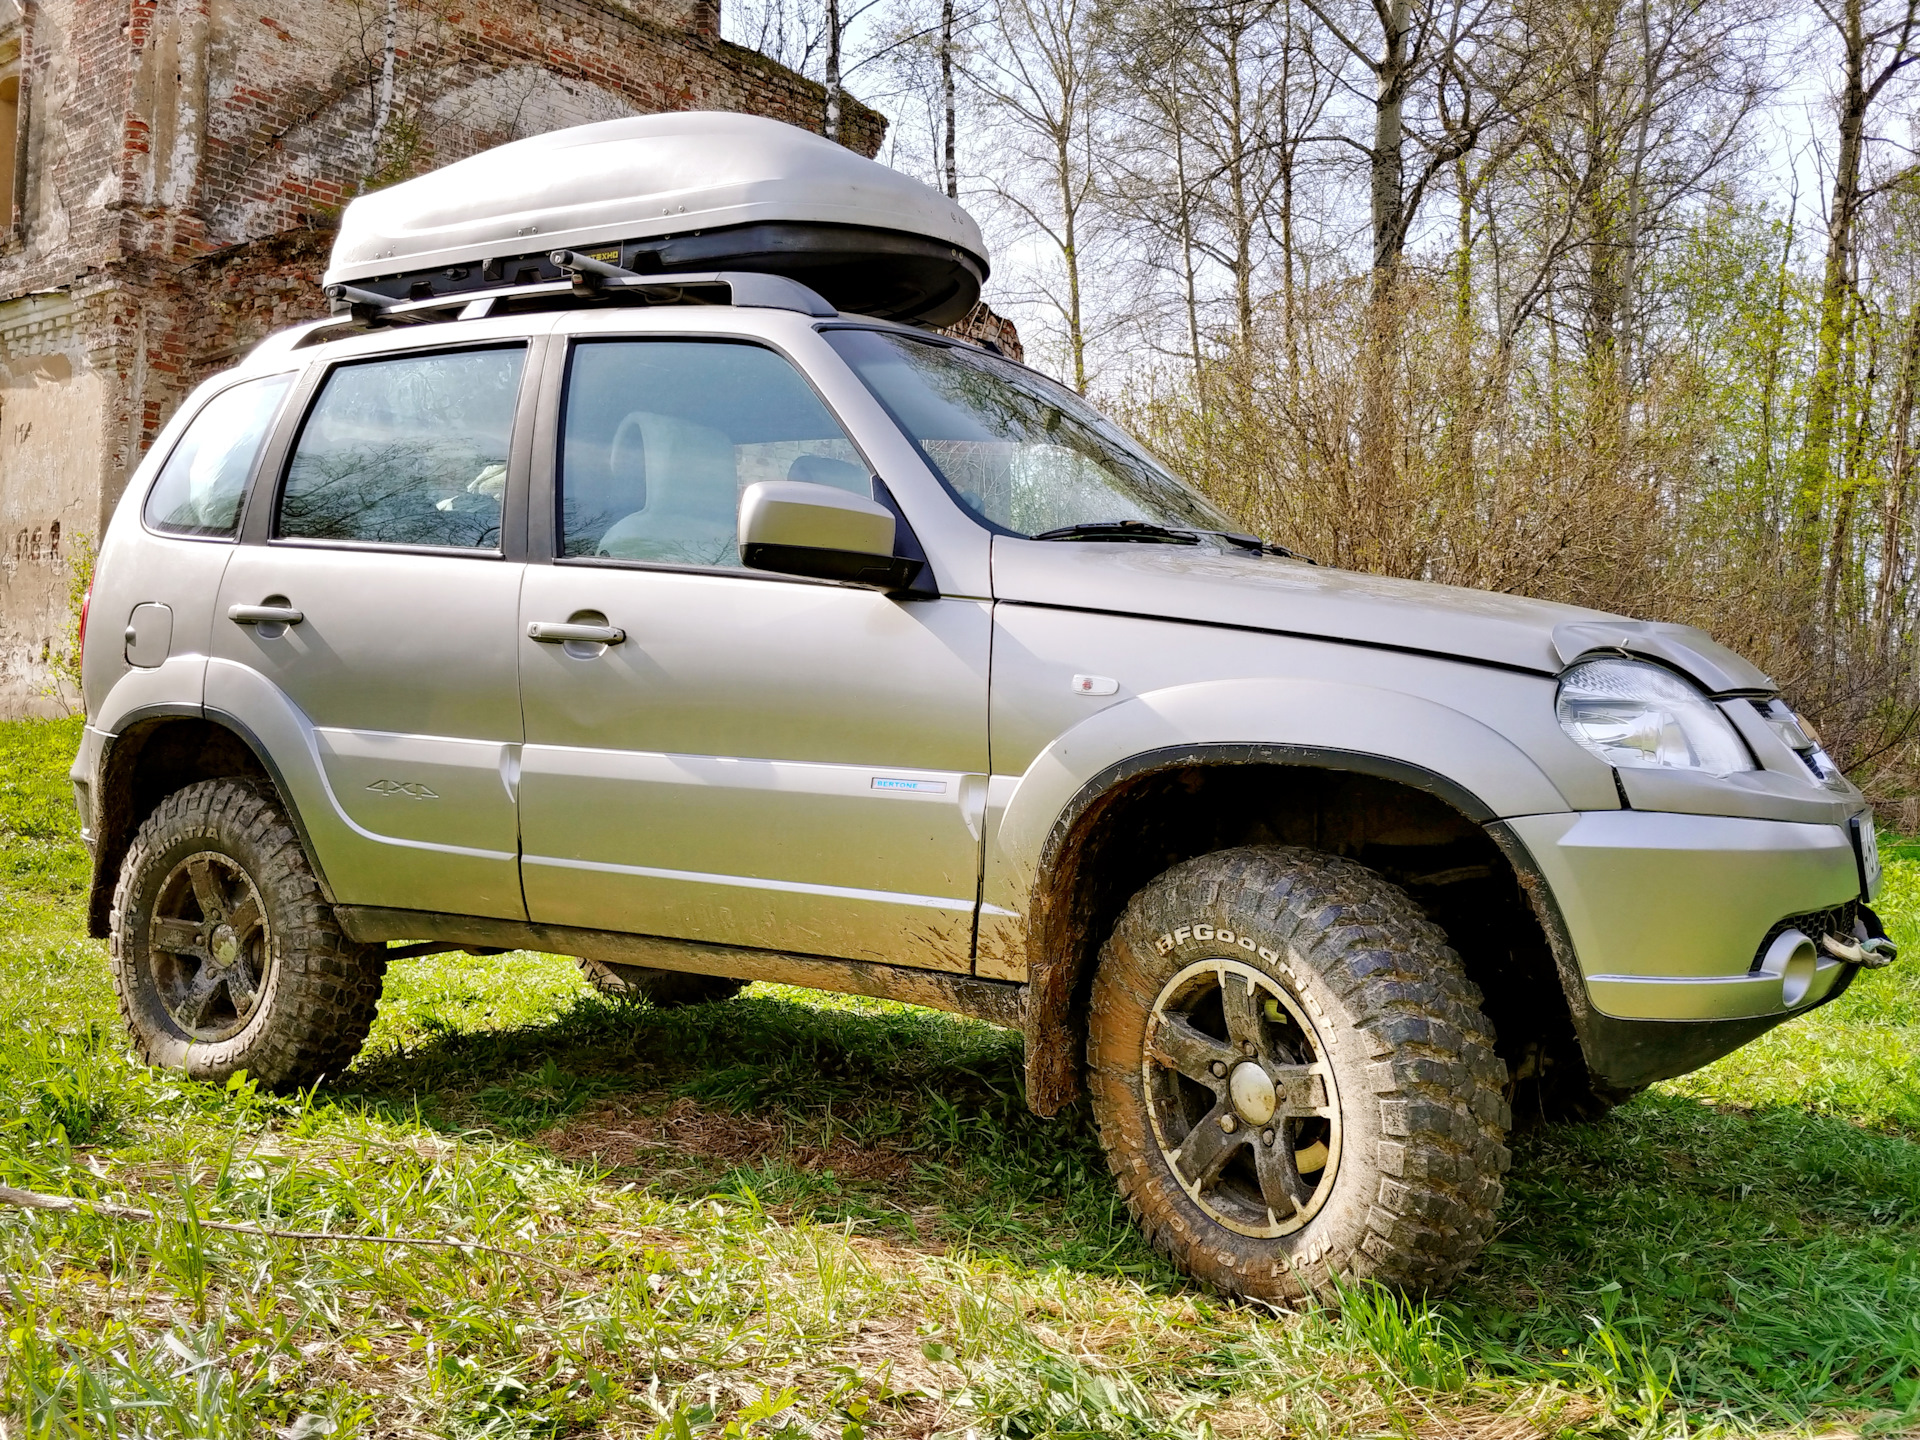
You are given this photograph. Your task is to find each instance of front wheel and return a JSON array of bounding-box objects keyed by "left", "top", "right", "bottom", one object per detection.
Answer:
[{"left": 1087, "top": 845, "right": 1510, "bottom": 1302}]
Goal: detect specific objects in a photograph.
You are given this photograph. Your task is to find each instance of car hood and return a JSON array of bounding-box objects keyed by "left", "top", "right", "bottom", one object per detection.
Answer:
[{"left": 989, "top": 539, "right": 1775, "bottom": 694}]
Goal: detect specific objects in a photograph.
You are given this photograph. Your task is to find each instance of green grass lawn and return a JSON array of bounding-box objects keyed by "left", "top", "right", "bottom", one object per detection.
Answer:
[{"left": 5, "top": 715, "right": 1920, "bottom": 1437}]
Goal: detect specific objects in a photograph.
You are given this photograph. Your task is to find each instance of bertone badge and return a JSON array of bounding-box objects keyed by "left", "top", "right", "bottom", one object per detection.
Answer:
[{"left": 366, "top": 779, "right": 439, "bottom": 800}]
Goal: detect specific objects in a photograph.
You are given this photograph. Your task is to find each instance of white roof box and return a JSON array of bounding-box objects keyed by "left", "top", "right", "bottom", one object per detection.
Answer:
[{"left": 324, "top": 112, "right": 991, "bottom": 325}]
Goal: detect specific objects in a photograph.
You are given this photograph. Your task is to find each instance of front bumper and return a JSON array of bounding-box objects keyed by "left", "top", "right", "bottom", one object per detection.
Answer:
[{"left": 1505, "top": 809, "right": 1867, "bottom": 1023}]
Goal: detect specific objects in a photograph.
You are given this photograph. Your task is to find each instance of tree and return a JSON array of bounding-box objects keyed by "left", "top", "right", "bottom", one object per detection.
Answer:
[
  {"left": 1799, "top": 0, "right": 1920, "bottom": 589},
  {"left": 971, "top": 0, "right": 1110, "bottom": 389}
]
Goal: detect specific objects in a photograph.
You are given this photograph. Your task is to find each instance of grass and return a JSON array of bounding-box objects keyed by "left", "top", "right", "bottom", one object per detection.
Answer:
[{"left": 4, "top": 714, "right": 1920, "bottom": 1437}]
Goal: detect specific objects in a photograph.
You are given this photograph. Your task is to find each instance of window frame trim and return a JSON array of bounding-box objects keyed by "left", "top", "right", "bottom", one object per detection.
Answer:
[{"left": 255, "top": 338, "right": 538, "bottom": 559}]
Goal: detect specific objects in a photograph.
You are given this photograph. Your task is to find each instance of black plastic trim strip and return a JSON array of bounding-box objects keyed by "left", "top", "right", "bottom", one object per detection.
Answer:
[
  {"left": 1051, "top": 742, "right": 1500, "bottom": 832},
  {"left": 335, "top": 906, "right": 1025, "bottom": 1029}
]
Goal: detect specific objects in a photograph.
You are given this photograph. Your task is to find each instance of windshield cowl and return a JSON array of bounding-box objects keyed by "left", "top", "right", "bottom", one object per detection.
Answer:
[{"left": 1030, "top": 520, "right": 1316, "bottom": 563}]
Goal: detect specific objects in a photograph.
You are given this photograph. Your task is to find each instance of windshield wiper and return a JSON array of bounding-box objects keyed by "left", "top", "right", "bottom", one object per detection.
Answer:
[
  {"left": 1032, "top": 519, "right": 1317, "bottom": 563},
  {"left": 1206, "top": 530, "right": 1314, "bottom": 562},
  {"left": 1031, "top": 520, "right": 1202, "bottom": 544}
]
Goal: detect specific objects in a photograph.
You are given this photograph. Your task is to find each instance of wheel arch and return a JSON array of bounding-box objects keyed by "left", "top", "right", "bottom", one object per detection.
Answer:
[
  {"left": 1018, "top": 745, "right": 1585, "bottom": 1119},
  {"left": 87, "top": 707, "right": 335, "bottom": 938}
]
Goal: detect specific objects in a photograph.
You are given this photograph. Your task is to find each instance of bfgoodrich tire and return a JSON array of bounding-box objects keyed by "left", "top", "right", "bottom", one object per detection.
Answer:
[
  {"left": 1087, "top": 845, "right": 1510, "bottom": 1303},
  {"left": 577, "top": 957, "right": 746, "bottom": 1008},
  {"left": 110, "top": 779, "right": 386, "bottom": 1090}
]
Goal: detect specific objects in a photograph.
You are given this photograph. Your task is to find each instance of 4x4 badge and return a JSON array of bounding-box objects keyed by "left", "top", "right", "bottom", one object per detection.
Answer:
[{"left": 366, "top": 779, "right": 439, "bottom": 800}]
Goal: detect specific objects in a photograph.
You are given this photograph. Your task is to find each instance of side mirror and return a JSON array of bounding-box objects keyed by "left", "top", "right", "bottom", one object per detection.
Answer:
[{"left": 738, "top": 480, "right": 925, "bottom": 591}]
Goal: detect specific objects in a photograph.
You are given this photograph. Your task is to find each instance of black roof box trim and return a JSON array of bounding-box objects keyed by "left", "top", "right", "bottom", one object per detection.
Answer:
[{"left": 340, "top": 221, "right": 982, "bottom": 327}]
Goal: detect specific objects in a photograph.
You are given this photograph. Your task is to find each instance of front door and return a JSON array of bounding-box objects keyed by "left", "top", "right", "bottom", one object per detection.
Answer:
[
  {"left": 517, "top": 337, "right": 989, "bottom": 968},
  {"left": 212, "top": 342, "right": 532, "bottom": 919}
]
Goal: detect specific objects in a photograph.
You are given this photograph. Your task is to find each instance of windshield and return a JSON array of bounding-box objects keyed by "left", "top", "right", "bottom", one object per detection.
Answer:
[{"left": 824, "top": 328, "right": 1235, "bottom": 539}]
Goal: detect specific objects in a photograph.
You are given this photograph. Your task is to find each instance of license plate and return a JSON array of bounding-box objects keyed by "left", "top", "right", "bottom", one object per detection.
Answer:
[{"left": 1854, "top": 812, "right": 1882, "bottom": 900}]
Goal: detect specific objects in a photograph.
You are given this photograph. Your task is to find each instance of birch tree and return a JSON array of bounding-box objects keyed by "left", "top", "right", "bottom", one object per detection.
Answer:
[{"left": 971, "top": 0, "right": 1110, "bottom": 389}]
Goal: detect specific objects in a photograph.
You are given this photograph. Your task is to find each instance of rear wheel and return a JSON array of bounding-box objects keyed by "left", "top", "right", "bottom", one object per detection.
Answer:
[
  {"left": 1087, "top": 845, "right": 1510, "bottom": 1302},
  {"left": 577, "top": 957, "right": 745, "bottom": 1008},
  {"left": 110, "top": 779, "right": 385, "bottom": 1090}
]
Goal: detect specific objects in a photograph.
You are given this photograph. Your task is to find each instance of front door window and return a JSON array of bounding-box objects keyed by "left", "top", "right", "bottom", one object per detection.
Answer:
[{"left": 559, "top": 339, "right": 870, "bottom": 566}]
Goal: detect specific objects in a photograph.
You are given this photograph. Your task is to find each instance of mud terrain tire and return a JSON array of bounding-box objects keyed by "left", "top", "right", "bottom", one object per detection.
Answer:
[
  {"left": 1087, "top": 845, "right": 1510, "bottom": 1302},
  {"left": 110, "top": 779, "right": 386, "bottom": 1090},
  {"left": 577, "top": 958, "right": 746, "bottom": 1008}
]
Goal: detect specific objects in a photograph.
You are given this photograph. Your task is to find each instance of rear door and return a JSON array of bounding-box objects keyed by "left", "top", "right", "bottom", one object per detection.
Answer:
[
  {"left": 516, "top": 333, "right": 991, "bottom": 967},
  {"left": 212, "top": 338, "right": 540, "bottom": 919}
]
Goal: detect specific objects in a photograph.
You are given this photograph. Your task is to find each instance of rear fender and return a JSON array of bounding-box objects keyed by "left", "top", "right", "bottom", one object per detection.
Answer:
[{"left": 201, "top": 657, "right": 363, "bottom": 899}]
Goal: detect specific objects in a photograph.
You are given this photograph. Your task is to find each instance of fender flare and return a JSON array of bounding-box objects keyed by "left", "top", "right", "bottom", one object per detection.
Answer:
[
  {"left": 86, "top": 702, "right": 339, "bottom": 937},
  {"left": 988, "top": 675, "right": 1568, "bottom": 932},
  {"left": 994, "top": 678, "right": 1575, "bottom": 1115}
]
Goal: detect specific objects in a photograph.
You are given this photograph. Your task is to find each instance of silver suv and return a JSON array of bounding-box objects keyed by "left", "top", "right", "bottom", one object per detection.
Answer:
[{"left": 71, "top": 126, "right": 1894, "bottom": 1306}]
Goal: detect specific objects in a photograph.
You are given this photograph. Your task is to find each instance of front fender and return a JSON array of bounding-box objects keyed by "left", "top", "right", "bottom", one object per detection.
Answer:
[{"left": 983, "top": 675, "right": 1573, "bottom": 955}]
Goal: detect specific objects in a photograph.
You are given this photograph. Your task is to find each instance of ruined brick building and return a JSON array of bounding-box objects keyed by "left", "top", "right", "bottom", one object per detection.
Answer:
[{"left": 0, "top": 0, "right": 890, "bottom": 715}]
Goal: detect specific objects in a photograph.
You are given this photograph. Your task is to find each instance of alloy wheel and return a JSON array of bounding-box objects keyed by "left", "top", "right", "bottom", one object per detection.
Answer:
[
  {"left": 147, "top": 852, "right": 272, "bottom": 1043},
  {"left": 1141, "top": 956, "right": 1342, "bottom": 1238}
]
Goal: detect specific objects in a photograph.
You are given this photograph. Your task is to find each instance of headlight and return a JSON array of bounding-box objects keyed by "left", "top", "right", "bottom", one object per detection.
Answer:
[{"left": 1555, "top": 658, "right": 1753, "bottom": 775}]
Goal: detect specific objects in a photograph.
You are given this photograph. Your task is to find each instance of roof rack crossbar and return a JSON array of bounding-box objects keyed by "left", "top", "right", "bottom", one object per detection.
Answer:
[
  {"left": 318, "top": 269, "right": 837, "bottom": 332},
  {"left": 550, "top": 248, "right": 638, "bottom": 284},
  {"left": 326, "top": 282, "right": 399, "bottom": 309}
]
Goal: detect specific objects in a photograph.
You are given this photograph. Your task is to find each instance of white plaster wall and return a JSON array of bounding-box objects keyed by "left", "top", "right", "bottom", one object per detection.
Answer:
[{"left": 0, "top": 294, "right": 104, "bottom": 717}]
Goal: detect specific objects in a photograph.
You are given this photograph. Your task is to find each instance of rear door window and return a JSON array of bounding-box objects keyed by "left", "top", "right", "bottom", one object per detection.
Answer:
[
  {"left": 144, "top": 374, "right": 294, "bottom": 538},
  {"left": 277, "top": 346, "right": 525, "bottom": 550}
]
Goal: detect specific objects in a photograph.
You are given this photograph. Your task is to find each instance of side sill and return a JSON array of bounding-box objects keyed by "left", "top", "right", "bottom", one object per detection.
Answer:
[{"left": 336, "top": 906, "right": 1028, "bottom": 1031}]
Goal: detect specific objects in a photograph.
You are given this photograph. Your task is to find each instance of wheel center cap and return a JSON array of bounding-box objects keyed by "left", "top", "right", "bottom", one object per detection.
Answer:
[
  {"left": 1229, "top": 1061, "right": 1277, "bottom": 1126},
  {"left": 210, "top": 925, "right": 240, "bottom": 967}
]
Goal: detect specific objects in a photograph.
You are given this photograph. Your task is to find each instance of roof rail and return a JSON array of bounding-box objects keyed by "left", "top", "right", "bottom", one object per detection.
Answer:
[{"left": 308, "top": 264, "right": 837, "bottom": 346}]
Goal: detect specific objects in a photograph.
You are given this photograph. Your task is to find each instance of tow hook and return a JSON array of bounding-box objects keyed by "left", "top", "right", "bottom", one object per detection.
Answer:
[{"left": 1821, "top": 932, "right": 1900, "bottom": 968}]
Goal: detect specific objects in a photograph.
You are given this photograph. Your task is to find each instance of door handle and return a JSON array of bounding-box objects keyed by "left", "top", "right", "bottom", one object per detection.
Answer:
[
  {"left": 228, "top": 604, "right": 304, "bottom": 626},
  {"left": 527, "top": 621, "right": 626, "bottom": 644}
]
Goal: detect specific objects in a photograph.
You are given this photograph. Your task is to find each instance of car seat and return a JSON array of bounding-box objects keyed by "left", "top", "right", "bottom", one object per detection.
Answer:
[{"left": 596, "top": 412, "right": 741, "bottom": 565}]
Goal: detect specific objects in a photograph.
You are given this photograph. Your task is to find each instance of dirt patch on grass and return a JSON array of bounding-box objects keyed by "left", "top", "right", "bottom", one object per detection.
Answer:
[{"left": 537, "top": 1094, "right": 918, "bottom": 1183}]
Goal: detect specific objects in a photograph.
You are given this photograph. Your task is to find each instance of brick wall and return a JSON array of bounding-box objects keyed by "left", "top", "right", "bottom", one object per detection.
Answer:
[{"left": 0, "top": 0, "right": 890, "bottom": 714}]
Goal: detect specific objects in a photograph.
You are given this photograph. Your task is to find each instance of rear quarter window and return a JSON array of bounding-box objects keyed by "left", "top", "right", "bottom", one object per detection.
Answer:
[{"left": 144, "top": 374, "right": 294, "bottom": 538}]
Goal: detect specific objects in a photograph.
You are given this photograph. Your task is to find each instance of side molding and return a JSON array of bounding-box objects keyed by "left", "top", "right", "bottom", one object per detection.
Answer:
[{"left": 338, "top": 906, "right": 1025, "bottom": 1029}]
